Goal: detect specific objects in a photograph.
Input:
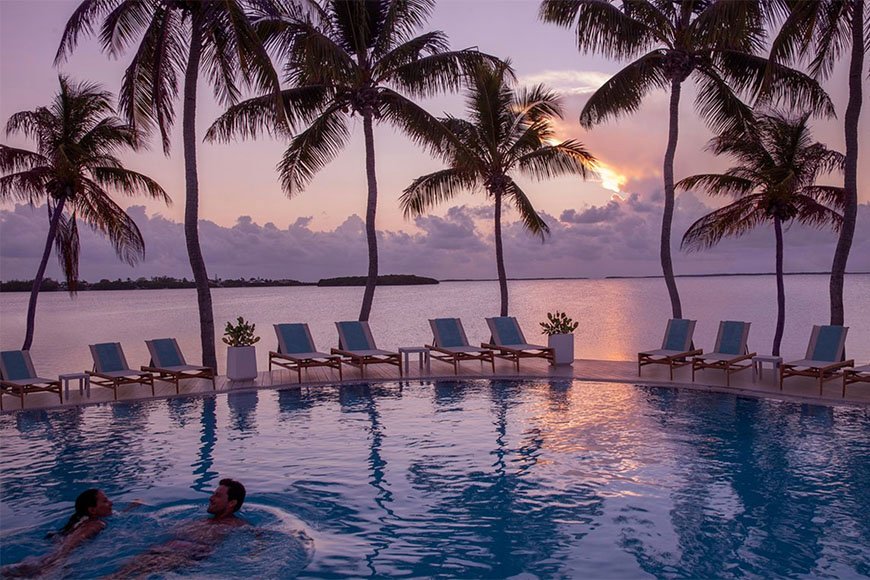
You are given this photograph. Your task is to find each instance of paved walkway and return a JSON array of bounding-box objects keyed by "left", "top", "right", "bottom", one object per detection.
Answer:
[{"left": 2, "top": 356, "right": 868, "bottom": 413}]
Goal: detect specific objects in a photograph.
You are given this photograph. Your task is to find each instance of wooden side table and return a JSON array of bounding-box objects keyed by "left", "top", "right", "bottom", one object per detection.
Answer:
[
  {"left": 398, "top": 346, "right": 430, "bottom": 374},
  {"left": 59, "top": 372, "right": 90, "bottom": 401},
  {"left": 752, "top": 355, "right": 783, "bottom": 381}
]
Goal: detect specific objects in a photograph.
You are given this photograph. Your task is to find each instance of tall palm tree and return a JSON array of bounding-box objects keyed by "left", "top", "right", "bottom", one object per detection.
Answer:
[
  {"left": 399, "top": 63, "right": 597, "bottom": 316},
  {"left": 206, "top": 0, "right": 497, "bottom": 321},
  {"left": 679, "top": 112, "right": 845, "bottom": 355},
  {"left": 539, "top": 0, "right": 833, "bottom": 319},
  {"left": 768, "top": 0, "right": 866, "bottom": 329},
  {"left": 56, "top": 0, "right": 282, "bottom": 369},
  {"left": 0, "top": 76, "right": 170, "bottom": 350}
]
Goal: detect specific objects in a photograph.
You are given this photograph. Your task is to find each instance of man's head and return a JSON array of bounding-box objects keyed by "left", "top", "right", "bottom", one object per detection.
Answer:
[{"left": 207, "top": 478, "right": 246, "bottom": 518}]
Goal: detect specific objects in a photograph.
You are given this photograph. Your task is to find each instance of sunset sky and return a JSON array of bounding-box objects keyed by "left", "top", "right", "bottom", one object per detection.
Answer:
[{"left": 1, "top": 0, "right": 867, "bottom": 282}]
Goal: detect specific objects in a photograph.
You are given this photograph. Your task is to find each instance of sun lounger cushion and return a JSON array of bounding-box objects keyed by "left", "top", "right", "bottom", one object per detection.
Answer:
[
  {"left": 151, "top": 339, "right": 184, "bottom": 367},
  {"left": 1, "top": 351, "right": 31, "bottom": 380},
  {"left": 491, "top": 317, "right": 524, "bottom": 346},
  {"left": 338, "top": 322, "right": 371, "bottom": 351},
  {"left": 94, "top": 343, "right": 125, "bottom": 372},
  {"left": 663, "top": 319, "right": 692, "bottom": 351},
  {"left": 433, "top": 319, "right": 465, "bottom": 348},
  {"left": 718, "top": 321, "right": 745, "bottom": 355},
  {"left": 277, "top": 324, "right": 314, "bottom": 354},
  {"left": 811, "top": 326, "right": 842, "bottom": 362}
]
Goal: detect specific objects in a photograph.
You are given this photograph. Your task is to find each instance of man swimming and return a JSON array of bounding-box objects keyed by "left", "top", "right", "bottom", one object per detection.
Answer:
[{"left": 107, "top": 478, "right": 247, "bottom": 578}]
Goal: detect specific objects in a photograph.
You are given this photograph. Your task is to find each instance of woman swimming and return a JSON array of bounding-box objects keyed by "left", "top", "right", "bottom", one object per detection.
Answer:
[{"left": 2, "top": 489, "right": 113, "bottom": 578}]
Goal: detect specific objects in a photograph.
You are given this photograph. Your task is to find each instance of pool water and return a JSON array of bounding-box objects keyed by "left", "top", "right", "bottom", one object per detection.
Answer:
[{"left": 1, "top": 380, "right": 869, "bottom": 578}]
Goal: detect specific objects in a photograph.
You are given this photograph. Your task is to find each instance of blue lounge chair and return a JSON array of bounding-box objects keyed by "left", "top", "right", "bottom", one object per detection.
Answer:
[
  {"left": 270, "top": 323, "right": 343, "bottom": 382},
  {"left": 780, "top": 325, "right": 853, "bottom": 395},
  {"left": 843, "top": 363, "right": 870, "bottom": 398},
  {"left": 88, "top": 342, "right": 154, "bottom": 400},
  {"left": 142, "top": 338, "right": 215, "bottom": 394},
  {"left": 638, "top": 319, "right": 702, "bottom": 380},
  {"left": 482, "top": 316, "right": 554, "bottom": 371},
  {"left": 0, "top": 350, "right": 62, "bottom": 410},
  {"left": 428, "top": 318, "right": 495, "bottom": 375},
  {"left": 331, "top": 321, "right": 401, "bottom": 378},
  {"left": 691, "top": 321, "right": 756, "bottom": 386}
]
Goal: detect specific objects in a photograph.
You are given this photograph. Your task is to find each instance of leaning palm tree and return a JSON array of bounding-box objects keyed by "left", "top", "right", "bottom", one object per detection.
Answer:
[
  {"left": 679, "top": 112, "right": 845, "bottom": 355},
  {"left": 0, "top": 76, "right": 170, "bottom": 350},
  {"left": 400, "top": 63, "right": 597, "bottom": 316},
  {"left": 56, "top": 0, "right": 282, "bottom": 369},
  {"left": 207, "top": 0, "right": 497, "bottom": 321},
  {"left": 768, "top": 0, "right": 866, "bottom": 329},
  {"left": 540, "top": 0, "right": 834, "bottom": 319}
]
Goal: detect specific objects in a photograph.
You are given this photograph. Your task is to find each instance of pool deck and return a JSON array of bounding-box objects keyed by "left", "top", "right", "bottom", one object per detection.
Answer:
[{"left": 3, "top": 356, "right": 868, "bottom": 413}]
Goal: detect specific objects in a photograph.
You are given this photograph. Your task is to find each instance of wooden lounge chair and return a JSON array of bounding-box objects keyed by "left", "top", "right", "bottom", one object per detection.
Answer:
[
  {"left": 780, "top": 325, "right": 853, "bottom": 395},
  {"left": 691, "top": 321, "right": 756, "bottom": 386},
  {"left": 141, "top": 338, "right": 215, "bottom": 394},
  {"left": 0, "top": 350, "right": 62, "bottom": 410},
  {"left": 428, "top": 318, "right": 495, "bottom": 375},
  {"left": 638, "top": 319, "right": 702, "bottom": 380},
  {"left": 842, "top": 363, "right": 870, "bottom": 397},
  {"left": 482, "top": 316, "right": 554, "bottom": 371},
  {"left": 88, "top": 342, "right": 154, "bottom": 400},
  {"left": 269, "top": 323, "right": 343, "bottom": 383},
  {"left": 331, "top": 321, "right": 402, "bottom": 379}
]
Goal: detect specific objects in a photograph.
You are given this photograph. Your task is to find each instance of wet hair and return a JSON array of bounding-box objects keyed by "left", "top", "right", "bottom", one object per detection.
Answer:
[
  {"left": 55, "top": 489, "right": 101, "bottom": 537},
  {"left": 220, "top": 478, "right": 246, "bottom": 513}
]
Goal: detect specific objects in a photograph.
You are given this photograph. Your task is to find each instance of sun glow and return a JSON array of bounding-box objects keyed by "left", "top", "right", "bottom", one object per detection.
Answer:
[{"left": 596, "top": 164, "right": 627, "bottom": 194}]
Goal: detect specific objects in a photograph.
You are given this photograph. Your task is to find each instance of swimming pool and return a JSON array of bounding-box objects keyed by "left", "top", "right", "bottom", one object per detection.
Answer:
[{"left": 1, "top": 379, "right": 868, "bottom": 578}]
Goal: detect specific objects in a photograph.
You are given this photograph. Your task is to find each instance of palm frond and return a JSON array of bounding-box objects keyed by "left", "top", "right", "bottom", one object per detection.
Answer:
[
  {"left": 692, "top": 65, "right": 755, "bottom": 134},
  {"left": 791, "top": 194, "right": 844, "bottom": 230},
  {"left": 675, "top": 173, "right": 755, "bottom": 197},
  {"left": 54, "top": 210, "right": 81, "bottom": 292},
  {"left": 89, "top": 166, "right": 171, "bottom": 204},
  {"left": 681, "top": 196, "right": 766, "bottom": 251},
  {"left": 98, "top": 0, "right": 155, "bottom": 58},
  {"left": 504, "top": 178, "right": 550, "bottom": 241},
  {"left": 389, "top": 49, "right": 501, "bottom": 99},
  {"left": 800, "top": 185, "right": 848, "bottom": 210},
  {"left": 0, "top": 170, "right": 52, "bottom": 203},
  {"left": 55, "top": 0, "right": 119, "bottom": 64},
  {"left": 374, "top": 0, "right": 436, "bottom": 56},
  {"left": 377, "top": 88, "right": 455, "bottom": 157},
  {"left": 516, "top": 140, "right": 597, "bottom": 182},
  {"left": 0, "top": 145, "right": 47, "bottom": 174},
  {"left": 579, "top": 51, "right": 667, "bottom": 128},
  {"left": 400, "top": 168, "right": 477, "bottom": 217},
  {"left": 74, "top": 178, "right": 146, "bottom": 266},
  {"left": 277, "top": 106, "right": 350, "bottom": 195}
]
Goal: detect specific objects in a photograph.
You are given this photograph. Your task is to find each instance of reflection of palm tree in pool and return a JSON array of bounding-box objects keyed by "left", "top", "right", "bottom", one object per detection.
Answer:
[
  {"left": 191, "top": 397, "right": 218, "bottom": 494},
  {"left": 227, "top": 391, "right": 259, "bottom": 435},
  {"left": 432, "top": 379, "right": 467, "bottom": 408},
  {"left": 277, "top": 388, "right": 315, "bottom": 420},
  {"left": 623, "top": 390, "right": 833, "bottom": 577},
  {"left": 166, "top": 397, "right": 199, "bottom": 429}
]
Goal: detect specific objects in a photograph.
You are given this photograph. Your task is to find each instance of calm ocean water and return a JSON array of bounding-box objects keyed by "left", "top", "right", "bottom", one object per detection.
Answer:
[{"left": 0, "top": 275, "right": 867, "bottom": 377}]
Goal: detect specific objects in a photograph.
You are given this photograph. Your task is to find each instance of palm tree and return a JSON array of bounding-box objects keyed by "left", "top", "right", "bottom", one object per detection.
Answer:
[
  {"left": 679, "top": 112, "right": 845, "bottom": 355},
  {"left": 539, "top": 0, "right": 833, "bottom": 319},
  {"left": 399, "top": 63, "right": 596, "bottom": 316},
  {"left": 768, "top": 0, "right": 866, "bottom": 329},
  {"left": 56, "top": 0, "right": 282, "bottom": 369},
  {"left": 0, "top": 76, "right": 170, "bottom": 350},
  {"left": 206, "top": 0, "right": 497, "bottom": 321}
]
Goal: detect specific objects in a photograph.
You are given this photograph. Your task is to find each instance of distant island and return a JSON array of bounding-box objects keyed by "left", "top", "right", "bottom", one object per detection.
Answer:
[{"left": 317, "top": 274, "right": 438, "bottom": 286}]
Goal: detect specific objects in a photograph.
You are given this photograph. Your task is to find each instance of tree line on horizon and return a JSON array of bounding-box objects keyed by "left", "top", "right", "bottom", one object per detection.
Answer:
[{"left": 0, "top": 0, "right": 864, "bottom": 365}]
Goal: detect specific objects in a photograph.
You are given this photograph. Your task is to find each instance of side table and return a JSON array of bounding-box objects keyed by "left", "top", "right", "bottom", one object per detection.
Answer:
[
  {"left": 752, "top": 355, "right": 783, "bottom": 381},
  {"left": 60, "top": 372, "right": 90, "bottom": 401},
  {"left": 398, "top": 346, "right": 430, "bottom": 374}
]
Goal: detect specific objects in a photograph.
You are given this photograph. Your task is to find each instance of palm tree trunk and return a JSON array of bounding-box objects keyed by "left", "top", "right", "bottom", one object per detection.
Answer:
[
  {"left": 662, "top": 80, "right": 684, "bottom": 319},
  {"left": 493, "top": 189, "right": 509, "bottom": 316},
  {"left": 773, "top": 217, "right": 785, "bottom": 356},
  {"left": 183, "top": 17, "right": 216, "bottom": 369},
  {"left": 829, "top": 0, "right": 863, "bottom": 331},
  {"left": 358, "top": 112, "right": 379, "bottom": 322},
  {"left": 22, "top": 199, "right": 66, "bottom": 351}
]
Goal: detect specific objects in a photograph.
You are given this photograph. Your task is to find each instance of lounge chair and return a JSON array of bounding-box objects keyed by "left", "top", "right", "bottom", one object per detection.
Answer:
[
  {"left": 638, "top": 319, "right": 702, "bottom": 380},
  {"left": 691, "top": 321, "right": 755, "bottom": 386},
  {"left": 269, "top": 323, "right": 343, "bottom": 383},
  {"left": 0, "top": 350, "right": 62, "bottom": 410},
  {"left": 428, "top": 318, "right": 495, "bottom": 375},
  {"left": 141, "top": 338, "right": 215, "bottom": 394},
  {"left": 482, "top": 316, "right": 554, "bottom": 371},
  {"left": 842, "top": 363, "right": 870, "bottom": 397},
  {"left": 88, "top": 342, "right": 154, "bottom": 400},
  {"left": 780, "top": 325, "right": 853, "bottom": 395},
  {"left": 331, "top": 321, "right": 402, "bottom": 379}
]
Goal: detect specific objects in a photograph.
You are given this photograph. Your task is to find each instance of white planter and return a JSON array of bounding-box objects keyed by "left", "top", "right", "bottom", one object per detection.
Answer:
[
  {"left": 548, "top": 333, "right": 574, "bottom": 365},
  {"left": 226, "top": 346, "right": 257, "bottom": 381}
]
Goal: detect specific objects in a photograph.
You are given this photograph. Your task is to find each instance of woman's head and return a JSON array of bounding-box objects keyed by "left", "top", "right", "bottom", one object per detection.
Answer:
[{"left": 57, "top": 489, "right": 112, "bottom": 536}]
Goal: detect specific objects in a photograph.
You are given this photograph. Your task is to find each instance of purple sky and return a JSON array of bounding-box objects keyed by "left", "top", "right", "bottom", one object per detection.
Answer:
[{"left": 1, "top": 0, "right": 867, "bottom": 281}]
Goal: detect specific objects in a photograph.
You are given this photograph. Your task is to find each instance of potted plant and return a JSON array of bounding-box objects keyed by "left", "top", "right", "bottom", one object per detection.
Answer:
[
  {"left": 540, "top": 311, "right": 578, "bottom": 365},
  {"left": 223, "top": 316, "right": 260, "bottom": 381}
]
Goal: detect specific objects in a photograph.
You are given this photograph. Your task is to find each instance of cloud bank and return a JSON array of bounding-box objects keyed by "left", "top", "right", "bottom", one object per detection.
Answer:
[{"left": 2, "top": 194, "right": 868, "bottom": 283}]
